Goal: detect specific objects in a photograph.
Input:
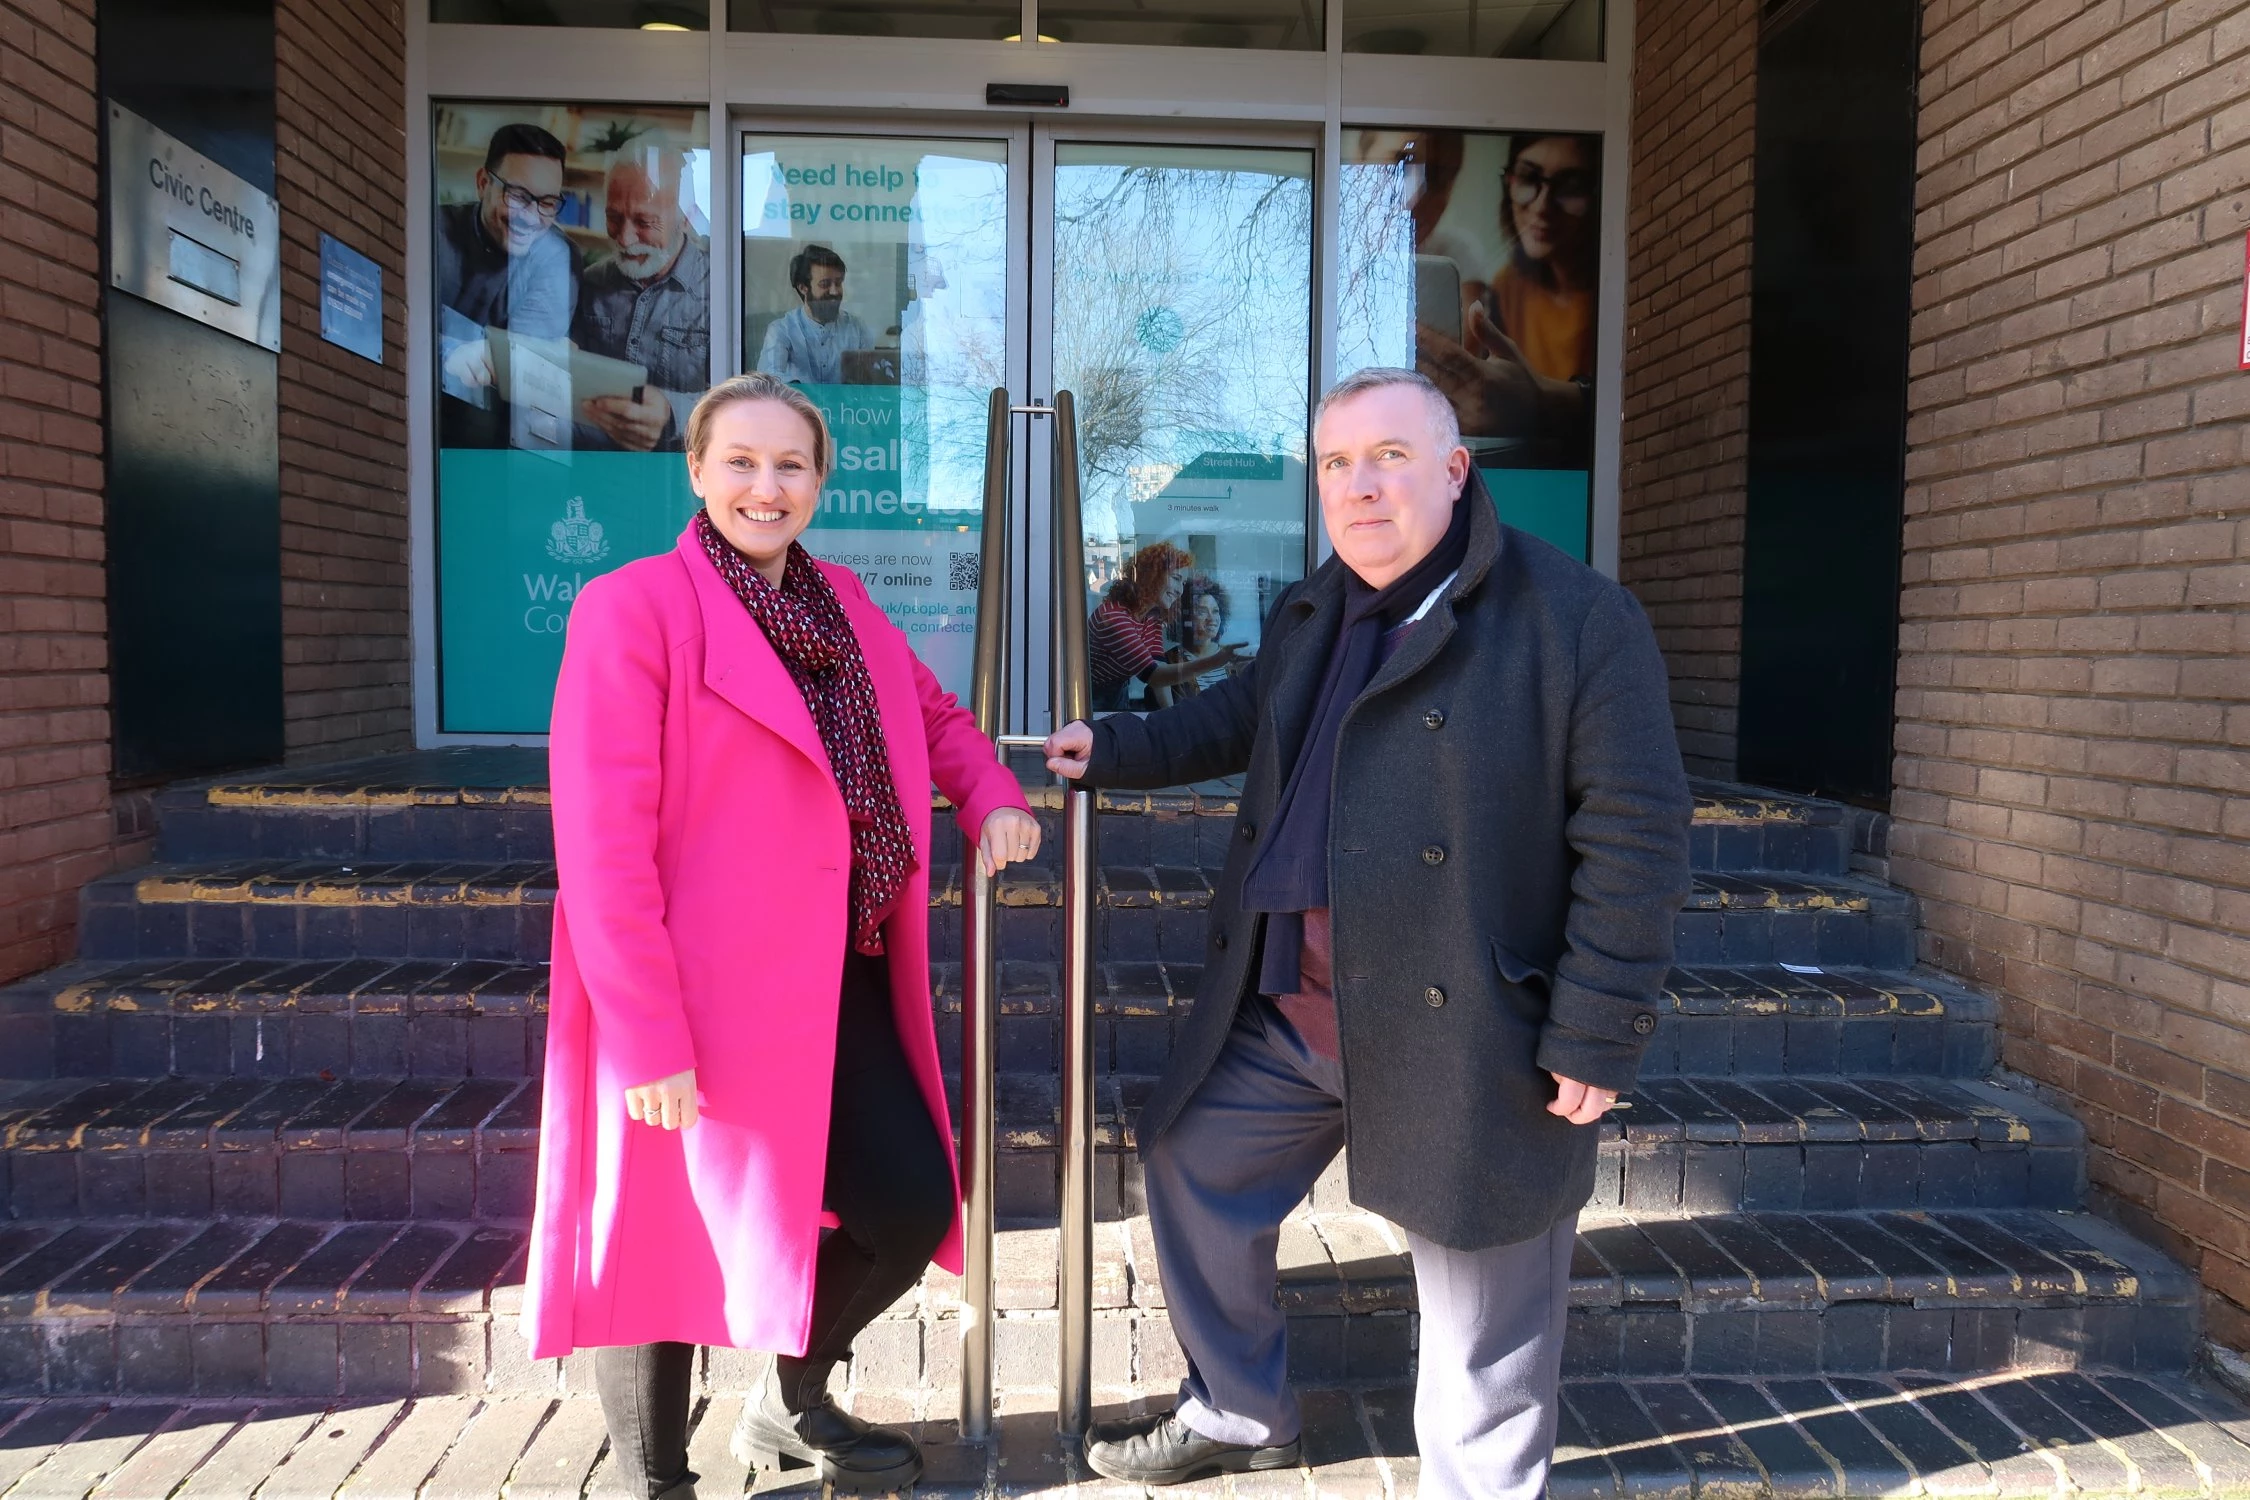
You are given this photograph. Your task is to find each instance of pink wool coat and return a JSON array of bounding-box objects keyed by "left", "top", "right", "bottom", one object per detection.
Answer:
[{"left": 522, "top": 524, "right": 1028, "bottom": 1361}]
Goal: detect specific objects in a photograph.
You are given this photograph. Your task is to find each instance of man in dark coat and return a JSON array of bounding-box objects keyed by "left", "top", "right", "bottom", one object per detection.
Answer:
[{"left": 1044, "top": 368, "right": 1692, "bottom": 1498}]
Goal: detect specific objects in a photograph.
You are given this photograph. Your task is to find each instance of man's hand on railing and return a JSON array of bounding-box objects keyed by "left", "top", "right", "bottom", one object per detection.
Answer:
[{"left": 1045, "top": 721, "right": 1094, "bottom": 781}]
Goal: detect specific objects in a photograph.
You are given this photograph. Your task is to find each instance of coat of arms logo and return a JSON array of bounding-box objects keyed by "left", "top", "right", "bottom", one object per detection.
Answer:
[{"left": 547, "top": 496, "right": 610, "bottom": 564}]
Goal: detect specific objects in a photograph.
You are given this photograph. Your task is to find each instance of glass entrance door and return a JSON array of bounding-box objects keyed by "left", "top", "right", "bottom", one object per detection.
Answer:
[
  {"left": 738, "top": 124, "right": 1315, "bottom": 731},
  {"left": 1029, "top": 138, "right": 1314, "bottom": 726},
  {"left": 739, "top": 129, "right": 1024, "bottom": 701}
]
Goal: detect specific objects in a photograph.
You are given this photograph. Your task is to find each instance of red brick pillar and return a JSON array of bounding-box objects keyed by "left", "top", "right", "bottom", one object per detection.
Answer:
[
  {"left": 0, "top": 0, "right": 114, "bottom": 984},
  {"left": 1618, "top": 0, "right": 1761, "bottom": 779},
  {"left": 275, "top": 0, "right": 411, "bottom": 762}
]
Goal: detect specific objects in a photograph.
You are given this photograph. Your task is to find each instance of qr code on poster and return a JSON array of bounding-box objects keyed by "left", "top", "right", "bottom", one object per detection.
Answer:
[{"left": 948, "top": 552, "right": 980, "bottom": 592}]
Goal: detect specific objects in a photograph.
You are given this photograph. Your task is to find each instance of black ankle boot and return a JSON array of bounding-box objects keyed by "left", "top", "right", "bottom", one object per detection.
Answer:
[{"left": 730, "top": 1359, "right": 923, "bottom": 1492}]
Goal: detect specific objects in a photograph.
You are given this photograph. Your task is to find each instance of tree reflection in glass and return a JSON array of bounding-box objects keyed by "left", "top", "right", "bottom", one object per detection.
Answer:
[{"left": 1051, "top": 144, "right": 1313, "bottom": 710}]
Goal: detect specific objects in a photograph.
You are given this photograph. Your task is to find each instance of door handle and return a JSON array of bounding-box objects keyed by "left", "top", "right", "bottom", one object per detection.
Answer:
[
  {"left": 958, "top": 388, "right": 1011, "bottom": 1443},
  {"left": 959, "top": 388, "right": 1099, "bottom": 1444}
]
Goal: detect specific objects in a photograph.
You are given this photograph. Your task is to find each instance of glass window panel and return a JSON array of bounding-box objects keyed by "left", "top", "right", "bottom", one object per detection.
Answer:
[
  {"left": 431, "top": 0, "right": 707, "bottom": 26},
  {"left": 1052, "top": 143, "right": 1312, "bottom": 713},
  {"left": 743, "top": 134, "right": 1011, "bottom": 699},
  {"left": 430, "top": 102, "right": 712, "bottom": 733},
  {"left": 1342, "top": 0, "right": 1599, "bottom": 58},
  {"left": 1034, "top": 0, "right": 1318, "bottom": 49},
  {"left": 1337, "top": 127, "right": 1600, "bottom": 560},
  {"left": 729, "top": 0, "right": 1020, "bottom": 40}
]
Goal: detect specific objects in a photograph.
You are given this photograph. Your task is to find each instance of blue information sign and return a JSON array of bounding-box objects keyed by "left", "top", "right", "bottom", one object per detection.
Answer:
[{"left": 318, "top": 232, "right": 383, "bottom": 364}]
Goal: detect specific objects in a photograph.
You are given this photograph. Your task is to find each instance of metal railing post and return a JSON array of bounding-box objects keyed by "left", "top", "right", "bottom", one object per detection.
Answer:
[
  {"left": 1050, "top": 390, "right": 1097, "bottom": 1441},
  {"left": 959, "top": 388, "right": 1011, "bottom": 1443}
]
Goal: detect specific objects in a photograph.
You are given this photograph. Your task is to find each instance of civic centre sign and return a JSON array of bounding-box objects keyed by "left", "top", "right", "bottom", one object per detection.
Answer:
[{"left": 106, "top": 104, "right": 281, "bottom": 352}]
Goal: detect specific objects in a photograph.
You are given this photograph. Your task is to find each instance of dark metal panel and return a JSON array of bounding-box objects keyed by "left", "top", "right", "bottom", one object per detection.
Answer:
[
  {"left": 101, "top": 0, "right": 282, "bottom": 782},
  {"left": 1737, "top": 0, "right": 1919, "bottom": 803},
  {"left": 105, "top": 288, "right": 283, "bottom": 781}
]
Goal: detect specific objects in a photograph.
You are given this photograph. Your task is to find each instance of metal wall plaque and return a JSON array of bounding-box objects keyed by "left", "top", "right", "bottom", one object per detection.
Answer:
[
  {"left": 107, "top": 103, "right": 280, "bottom": 352},
  {"left": 318, "top": 232, "right": 383, "bottom": 364}
]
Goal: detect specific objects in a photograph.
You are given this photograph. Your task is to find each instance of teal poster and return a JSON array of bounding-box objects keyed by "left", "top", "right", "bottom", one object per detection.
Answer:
[
  {"left": 791, "top": 382, "right": 985, "bottom": 700},
  {"left": 438, "top": 450, "right": 695, "bottom": 733},
  {"left": 437, "top": 383, "right": 988, "bottom": 734},
  {"left": 1485, "top": 467, "right": 1590, "bottom": 561}
]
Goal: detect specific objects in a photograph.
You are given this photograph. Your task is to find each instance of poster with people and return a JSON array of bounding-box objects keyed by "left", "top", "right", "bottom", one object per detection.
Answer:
[
  {"left": 430, "top": 100, "right": 710, "bottom": 733},
  {"left": 741, "top": 135, "right": 1010, "bottom": 699},
  {"left": 1338, "top": 128, "right": 1600, "bottom": 560}
]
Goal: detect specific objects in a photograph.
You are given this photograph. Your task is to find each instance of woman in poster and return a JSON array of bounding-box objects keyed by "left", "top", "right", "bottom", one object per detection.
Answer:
[
  {"left": 1171, "top": 575, "right": 1249, "bottom": 698},
  {"left": 1417, "top": 132, "right": 1600, "bottom": 466},
  {"left": 523, "top": 371, "right": 1039, "bottom": 1498},
  {"left": 1089, "top": 542, "right": 1248, "bottom": 710}
]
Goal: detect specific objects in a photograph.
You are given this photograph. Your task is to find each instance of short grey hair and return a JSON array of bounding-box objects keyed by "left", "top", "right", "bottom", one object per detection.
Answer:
[{"left": 1312, "top": 366, "right": 1462, "bottom": 455}]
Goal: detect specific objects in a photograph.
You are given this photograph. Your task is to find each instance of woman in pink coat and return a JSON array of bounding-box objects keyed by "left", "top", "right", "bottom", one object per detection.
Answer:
[{"left": 523, "top": 371, "right": 1038, "bottom": 1499}]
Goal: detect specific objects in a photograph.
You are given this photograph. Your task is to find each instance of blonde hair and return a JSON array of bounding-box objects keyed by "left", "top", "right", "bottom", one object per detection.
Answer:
[{"left": 685, "top": 372, "right": 834, "bottom": 479}]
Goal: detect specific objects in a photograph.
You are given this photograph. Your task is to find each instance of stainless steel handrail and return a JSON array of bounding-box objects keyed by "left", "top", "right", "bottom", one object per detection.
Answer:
[
  {"left": 958, "top": 388, "right": 1011, "bottom": 1442},
  {"left": 958, "top": 388, "right": 1098, "bottom": 1444},
  {"left": 1050, "top": 389, "right": 1098, "bottom": 1441}
]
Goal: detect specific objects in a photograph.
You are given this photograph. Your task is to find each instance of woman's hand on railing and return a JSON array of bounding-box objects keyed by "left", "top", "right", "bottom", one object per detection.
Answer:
[
  {"left": 978, "top": 807, "right": 1044, "bottom": 878},
  {"left": 625, "top": 1069, "right": 700, "bottom": 1131},
  {"left": 1044, "top": 721, "right": 1093, "bottom": 781}
]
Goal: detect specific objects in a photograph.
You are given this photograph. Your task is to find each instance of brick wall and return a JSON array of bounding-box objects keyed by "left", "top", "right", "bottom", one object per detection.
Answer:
[
  {"left": 1892, "top": 0, "right": 2250, "bottom": 1343},
  {"left": 0, "top": 0, "right": 113, "bottom": 984},
  {"left": 274, "top": 0, "right": 410, "bottom": 763},
  {"left": 1617, "top": 0, "right": 1760, "bottom": 778}
]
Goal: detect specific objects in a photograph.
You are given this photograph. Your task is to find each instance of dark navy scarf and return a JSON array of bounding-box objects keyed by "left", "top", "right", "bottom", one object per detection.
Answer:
[{"left": 1242, "top": 489, "right": 1475, "bottom": 993}]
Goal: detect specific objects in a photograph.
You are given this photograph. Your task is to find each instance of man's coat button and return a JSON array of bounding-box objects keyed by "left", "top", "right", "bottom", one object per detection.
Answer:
[
  {"left": 1422, "top": 845, "right": 1446, "bottom": 865},
  {"left": 1214, "top": 930, "right": 1229, "bottom": 951},
  {"left": 1423, "top": 708, "right": 1446, "bottom": 729},
  {"left": 1241, "top": 822, "right": 1257, "bottom": 841},
  {"left": 1424, "top": 986, "right": 1446, "bottom": 1007},
  {"left": 1633, "top": 1013, "right": 1657, "bottom": 1035}
]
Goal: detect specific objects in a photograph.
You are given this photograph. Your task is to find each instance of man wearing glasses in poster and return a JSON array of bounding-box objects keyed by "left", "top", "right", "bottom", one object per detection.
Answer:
[{"left": 436, "top": 123, "right": 581, "bottom": 446}]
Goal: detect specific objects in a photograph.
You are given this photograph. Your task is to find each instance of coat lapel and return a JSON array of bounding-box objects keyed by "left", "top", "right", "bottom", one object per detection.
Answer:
[
  {"left": 1264, "top": 561, "right": 1347, "bottom": 773},
  {"left": 676, "top": 527, "right": 831, "bottom": 775}
]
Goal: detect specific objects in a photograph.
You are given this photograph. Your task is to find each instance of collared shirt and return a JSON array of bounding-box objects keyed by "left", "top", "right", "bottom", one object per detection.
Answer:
[
  {"left": 757, "top": 304, "right": 875, "bottom": 386},
  {"left": 435, "top": 201, "right": 577, "bottom": 347},
  {"left": 571, "top": 233, "right": 712, "bottom": 449}
]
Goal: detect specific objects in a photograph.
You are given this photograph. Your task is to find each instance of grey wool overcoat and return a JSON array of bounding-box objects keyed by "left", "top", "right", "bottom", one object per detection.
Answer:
[{"left": 1083, "top": 478, "right": 1694, "bottom": 1250}]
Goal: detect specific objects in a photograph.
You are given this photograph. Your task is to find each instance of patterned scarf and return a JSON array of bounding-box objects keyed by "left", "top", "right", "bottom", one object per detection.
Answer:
[{"left": 696, "top": 511, "right": 918, "bottom": 956}]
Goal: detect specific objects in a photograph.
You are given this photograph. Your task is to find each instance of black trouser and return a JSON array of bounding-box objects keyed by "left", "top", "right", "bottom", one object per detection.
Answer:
[{"left": 596, "top": 949, "right": 957, "bottom": 1497}]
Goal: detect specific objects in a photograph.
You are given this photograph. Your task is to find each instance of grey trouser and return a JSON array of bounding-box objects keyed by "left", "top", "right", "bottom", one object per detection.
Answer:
[{"left": 1143, "top": 998, "right": 1576, "bottom": 1500}]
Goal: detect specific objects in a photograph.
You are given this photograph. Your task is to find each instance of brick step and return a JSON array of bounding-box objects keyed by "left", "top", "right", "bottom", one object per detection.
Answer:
[
  {"left": 7, "top": 1366, "right": 2250, "bottom": 1500},
  {"left": 930, "top": 962, "right": 1995, "bottom": 1085},
  {"left": 985, "top": 1072, "right": 2087, "bottom": 1222},
  {"left": 0, "top": 1071, "right": 2082, "bottom": 1227},
  {"left": 1548, "top": 1368, "right": 2250, "bottom": 1500},
  {"left": 153, "top": 749, "right": 1853, "bottom": 878},
  {"left": 0, "top": 1072, "right": 1098, "bottom": 1227},
  {"left": 0, "top": 1208, "right": 2195, "bottom": 1398},
  {"left": 3, "top": 959, "right": 1995, "bottom": 1086},
  {"left": 77, "top": 859, "right": 1913, "bottom": 969}
]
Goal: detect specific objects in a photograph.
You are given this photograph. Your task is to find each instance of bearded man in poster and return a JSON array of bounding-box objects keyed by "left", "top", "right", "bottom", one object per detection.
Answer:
[{"left": 571, "top": 145, "right": 711, "bottom": 452}]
